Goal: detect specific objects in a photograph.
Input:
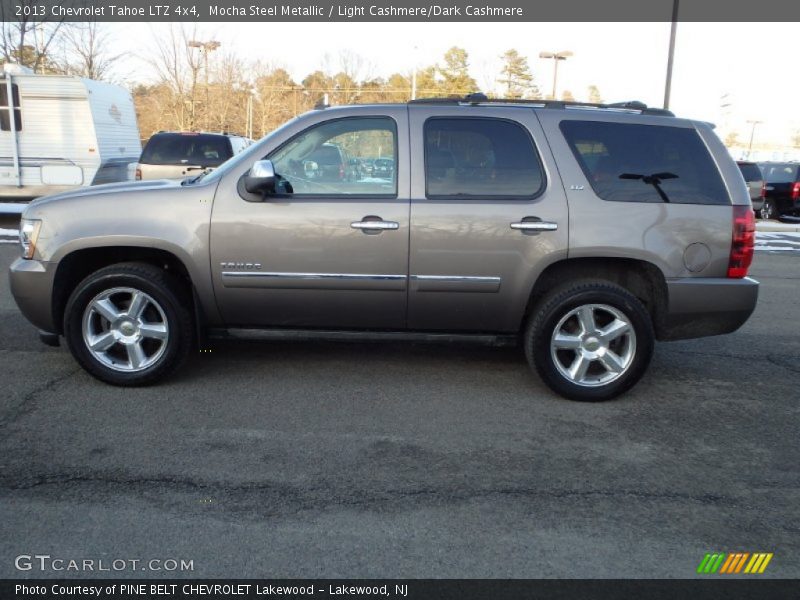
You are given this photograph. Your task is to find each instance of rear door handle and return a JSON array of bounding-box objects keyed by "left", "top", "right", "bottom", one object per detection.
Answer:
[{"left": 510, "top": 219, "right": 558, "bottom": 232}]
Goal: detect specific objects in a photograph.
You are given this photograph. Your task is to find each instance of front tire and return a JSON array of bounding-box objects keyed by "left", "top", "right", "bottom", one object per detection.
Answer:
[
  {"left": 63, "top": 262, "right": 193, "bottom": 386},
  {"left": 524, "top": 281, "right": 655, "bottom": 402}
]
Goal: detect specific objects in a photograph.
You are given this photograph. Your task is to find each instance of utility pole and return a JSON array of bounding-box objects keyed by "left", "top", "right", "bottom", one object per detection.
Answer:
[{"left": 188, "top": 40, "right": 220, "bottom": 131}]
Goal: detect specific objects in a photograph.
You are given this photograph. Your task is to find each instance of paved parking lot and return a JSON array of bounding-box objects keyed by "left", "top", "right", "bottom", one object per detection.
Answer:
[{"left": 0, "top": 241, "right": 798, "bottom": 579}]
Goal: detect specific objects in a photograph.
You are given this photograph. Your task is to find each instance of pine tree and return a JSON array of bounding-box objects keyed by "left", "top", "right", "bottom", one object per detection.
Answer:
[
  {"left": 588, "top": 85, "right": 603, "bottom": 104},
  {"left": 438, "top": 47, "right": 477, "bottom": 96},
  {"left": 498, "top": 49, "right": 538, "bottom": 99}
]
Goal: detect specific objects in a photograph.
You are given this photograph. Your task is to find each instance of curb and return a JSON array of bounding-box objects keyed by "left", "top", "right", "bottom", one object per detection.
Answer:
[{"left": 756, "top": 221, "right": 800, "bottom": 233}]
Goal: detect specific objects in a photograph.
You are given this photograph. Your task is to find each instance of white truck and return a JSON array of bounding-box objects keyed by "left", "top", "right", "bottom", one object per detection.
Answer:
[{"left": 0, "top": 64, "right": 141, "bottom": 200}]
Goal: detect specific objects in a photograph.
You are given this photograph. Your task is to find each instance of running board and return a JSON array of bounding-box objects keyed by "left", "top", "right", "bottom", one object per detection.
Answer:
[{"left": 209, "top": 328, "right": 519, "bottom": 347}]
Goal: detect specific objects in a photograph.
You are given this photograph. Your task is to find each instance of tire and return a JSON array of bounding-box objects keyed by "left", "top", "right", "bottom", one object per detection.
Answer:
[
  {"left": 762, "top": 199, "right": 778, "bottom": 221},
  {"left": 524, "top": 280, "right": 655, "bottom": 402},
  {"left": 63, "top": 262, "right": 193, "bottom": 386}
]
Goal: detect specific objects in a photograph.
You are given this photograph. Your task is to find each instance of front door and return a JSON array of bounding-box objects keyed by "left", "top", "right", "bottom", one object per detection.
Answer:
[
  {"left": 407, "top": 106, "right": 569, "bottom": 333},
  {"left": 209, "top": 110, "right": 409, "bottom": 329}
]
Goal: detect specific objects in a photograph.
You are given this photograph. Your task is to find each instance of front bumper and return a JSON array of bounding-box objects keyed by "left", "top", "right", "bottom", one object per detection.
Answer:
[
  {"left": 658, "top": 276, "right": 759, "bottom": 341},
  {"left": 8, "top": 257, "right": 57, "bottom": 333}
]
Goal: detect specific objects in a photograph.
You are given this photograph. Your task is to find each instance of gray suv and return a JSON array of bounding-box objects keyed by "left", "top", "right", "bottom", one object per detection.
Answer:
[{"left": 9, "top": 97, "right": 759, "bottom": 401}]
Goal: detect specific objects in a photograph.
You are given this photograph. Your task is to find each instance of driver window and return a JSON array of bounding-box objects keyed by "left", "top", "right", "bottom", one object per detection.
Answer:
[{"left": 269, "top": 117, "right": 397, "bottom": 197}]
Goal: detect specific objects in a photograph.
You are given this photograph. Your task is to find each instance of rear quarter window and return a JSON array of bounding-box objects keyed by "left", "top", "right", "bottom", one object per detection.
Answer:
[{"left": 560, "top": 120, "right": 729, "bottom": 205}]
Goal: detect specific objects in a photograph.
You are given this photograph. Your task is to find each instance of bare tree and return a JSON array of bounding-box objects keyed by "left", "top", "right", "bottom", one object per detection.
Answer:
[
  {"left": 0, "top": 0, "right": 66, "bottom": 73},
  {"left": 59, "top": 22, "right": 120, "bottom": 80},
  {"left": 145, "top": 25, "right": 203, "bottom": 130}
]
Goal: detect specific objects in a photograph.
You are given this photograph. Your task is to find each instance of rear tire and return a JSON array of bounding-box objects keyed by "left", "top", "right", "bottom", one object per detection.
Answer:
[
  {"left": 63, "top": 262, "right": 193, "bottom": 386},
  {"left": 524, "top": 280, "right": 654, "bottom": 402},
  {"left": 762, "top": 199, "right": 779, "bottom": 221}
]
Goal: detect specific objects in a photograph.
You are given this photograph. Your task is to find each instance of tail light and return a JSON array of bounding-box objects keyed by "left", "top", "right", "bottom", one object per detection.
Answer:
[
  {"left": 792, "top": 182, "right": 800, "bottom": 200},
  {"left": 728, "top": 205, "right": 755, "bottom": 278},
  {"left": 760, "top": 181, "right": 766, "bottom": 198},
  {"left": 339, "top": 165, "right": 345, "bottom": 180},
  {"left": 135, "top": 167, "right": 142, "bottom": 181}
]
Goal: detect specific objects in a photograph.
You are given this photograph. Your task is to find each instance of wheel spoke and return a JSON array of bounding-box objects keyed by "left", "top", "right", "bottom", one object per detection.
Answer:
[
  {"left": 577, "top": 306, "right": 596, "bottom": 334},
  {"left": 568, "top": 355, "right": 591, "bottom": 382},
  {"left": 127, "top": 291, "right": 148, "bottom": 319},
  {"left": 553, "top": 332, "right": 582, "bottom": 349},
  {"left": 127, "top": 342, "right": 147, "bottom": 369},
  {"left": 598, "top": 318, "right": 630, "bottom": 343},
  {"left": 88, "top": 331, "right": 116, "bottom": 352},
  {"left": 139, "top": 322, "right": 168, "bottom": 340},
  {"left": 92, "top": 298, "right": 122, "bottom": 323},
  {"left": 598, "top": 350, "right": 625, "bottom": 374}
]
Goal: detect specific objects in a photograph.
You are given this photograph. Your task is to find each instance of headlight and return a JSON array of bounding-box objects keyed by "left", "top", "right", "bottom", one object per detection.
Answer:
[{"left": 19, "top": 219, "right": 42, "bottom": 259}]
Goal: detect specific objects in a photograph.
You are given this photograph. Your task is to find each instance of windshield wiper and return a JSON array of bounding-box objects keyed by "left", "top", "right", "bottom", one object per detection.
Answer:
[{"left": 619, "top": 172, "right": 678, "bottom": 203}]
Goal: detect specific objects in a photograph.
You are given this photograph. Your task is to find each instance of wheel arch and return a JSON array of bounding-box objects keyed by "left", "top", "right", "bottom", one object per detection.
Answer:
[{"left": 522, "top": 257, "right": 670, "bottom": 340}]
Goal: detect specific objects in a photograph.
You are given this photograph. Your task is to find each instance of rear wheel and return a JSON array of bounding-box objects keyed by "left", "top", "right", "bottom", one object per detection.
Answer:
[
  {"left": 63, "top": 263, "right": 193, "bottom": 386},
  {"left": 761, "top": 199, "right": 779, "bottom": 221},
  {"left": 524, "top": 281, "right": 654, "bottom": 401}
]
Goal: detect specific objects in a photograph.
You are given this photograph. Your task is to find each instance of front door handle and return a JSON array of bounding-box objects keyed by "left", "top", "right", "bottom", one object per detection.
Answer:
[
  {"left": 510, "top": 218, "right": 558, "bottom": 232},
  {"left": 351, "top": 217, "right": 400, "bottom": 232}
]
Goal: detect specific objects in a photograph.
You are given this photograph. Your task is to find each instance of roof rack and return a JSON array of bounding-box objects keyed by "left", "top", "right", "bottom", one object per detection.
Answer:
[{"left": 409, "top": 93, "right": 675, "bottom": 117}]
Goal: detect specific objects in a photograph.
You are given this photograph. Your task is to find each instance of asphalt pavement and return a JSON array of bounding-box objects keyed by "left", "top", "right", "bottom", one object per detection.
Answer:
[{"left": 0, "top": 244, "right": 798, "bottom": 579}]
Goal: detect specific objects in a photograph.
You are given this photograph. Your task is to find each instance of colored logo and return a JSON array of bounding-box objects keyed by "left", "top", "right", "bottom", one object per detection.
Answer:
[{"left": 697, "top": 552, "right": 773, "bottom": 574}]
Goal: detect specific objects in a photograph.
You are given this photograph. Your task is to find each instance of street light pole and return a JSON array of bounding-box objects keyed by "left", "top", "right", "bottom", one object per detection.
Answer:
[
  {"left": 539, "top": 51, "right": 573, "bottom": 100},
  {"left": 188, "top": 40, "right": 221, "bottom": 131},
  {"left": 663, "top": 0, "right": 679, "bottom": 110},
  {"left": 747, "top": 120, "right": 763, "bottom": 158}
]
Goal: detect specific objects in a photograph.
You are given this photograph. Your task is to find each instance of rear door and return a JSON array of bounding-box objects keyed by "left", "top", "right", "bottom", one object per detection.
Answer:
[{"left": 407, "top": 106, "right": 569, "bottom": 333}]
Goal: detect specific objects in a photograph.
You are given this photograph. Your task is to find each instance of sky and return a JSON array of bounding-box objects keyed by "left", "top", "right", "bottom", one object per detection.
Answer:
[{"left": 106, "top": 21, "right": 796, "bottom": 148}]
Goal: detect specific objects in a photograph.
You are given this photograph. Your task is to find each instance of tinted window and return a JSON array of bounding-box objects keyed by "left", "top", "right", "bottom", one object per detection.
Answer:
[
  {"left": 0, "top": 83, "right": 21, "bottom": 132},
  {"left": 560, "top": 121, "right": 728, "bottom": 205},
  {"left": 424, "top": 118, "right": 544, "bottom": 199},
  {"left": 268, "top": 117, "right": 397, "bottom": 197},
  {"left": 737, "top": 163, "right": 763, "bottom": 182},
  {"left": 140, "top": 134, "right": 233, "bottom": 167},
  {"left": 763, "top": 163, "right": 799, "bottom": 183}
]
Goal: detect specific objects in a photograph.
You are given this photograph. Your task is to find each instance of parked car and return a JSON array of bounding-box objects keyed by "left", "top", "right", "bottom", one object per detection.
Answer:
[
  {"left": 736, "top": 161, "right": 764, "bottom": 216},
  {"left": 758, "top": 162, "right": 800, "bottom": 220},
  {"left": 299, "top": 142, "right": 358, "bottom": 182},
  {"left": 372, "top": 157, "right": 394, "bottom": 178},
  {"left": 9, "top": 96, "right": 758, "bottom": 402},
  {"left": 135, "top": 131, "right": 252, "bottom": 181}
]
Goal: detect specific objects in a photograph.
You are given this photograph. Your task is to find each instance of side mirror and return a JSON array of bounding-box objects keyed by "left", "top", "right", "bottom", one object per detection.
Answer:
[{"left": 244, "top": 160, "right": 276, "bottom": 195}]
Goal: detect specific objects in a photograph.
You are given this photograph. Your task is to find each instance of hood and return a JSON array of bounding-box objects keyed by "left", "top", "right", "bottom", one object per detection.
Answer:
[{"left": 28, "top": 179, "right": 182, "bottom": 209}]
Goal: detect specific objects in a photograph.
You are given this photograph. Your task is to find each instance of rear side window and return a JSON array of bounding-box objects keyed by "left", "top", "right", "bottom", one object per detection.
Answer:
[
  {"left": 424, "top": 118, "right": 544, "bottom": 199},
  {"left": 0, "top": 83, "right": 21, "bottom": 131},
  {"left": 140, "top": 134, "right": 233, "bottom": 167},
  {"left": 737, "top": 163, "right": 762, "bottom": 182},
  {"left": 560, "top": 120, "right": 729, "bottom": 205},
  {"left": 763, "top": 164, "right": 799, "bottom": 183}
]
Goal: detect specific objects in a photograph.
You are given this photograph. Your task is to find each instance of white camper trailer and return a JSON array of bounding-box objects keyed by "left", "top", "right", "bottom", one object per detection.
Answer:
[{"left": 0, "top": 65, "right": 141, "bottom": 199}]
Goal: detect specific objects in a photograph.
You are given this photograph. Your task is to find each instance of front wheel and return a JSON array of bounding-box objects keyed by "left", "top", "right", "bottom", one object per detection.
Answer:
[
  {"left": 524, "top": 281, "right": 655, "bottom": 402},
  {"left": 63, "top": 262, "right": 193, "bottom": 386}
]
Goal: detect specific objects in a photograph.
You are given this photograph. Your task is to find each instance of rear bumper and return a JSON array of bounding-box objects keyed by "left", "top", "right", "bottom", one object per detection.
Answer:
[
  {"left": 8, "top": 257, "right": 57, "bottom": 333},
  {"left": 658, "top": 276, "right": 759, "bottom": 341}
]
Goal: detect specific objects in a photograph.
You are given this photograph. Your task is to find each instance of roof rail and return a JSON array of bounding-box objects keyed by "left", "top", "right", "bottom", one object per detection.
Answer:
[{"left": 409, "top": 94, "right": 675, "bottom": 117}]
